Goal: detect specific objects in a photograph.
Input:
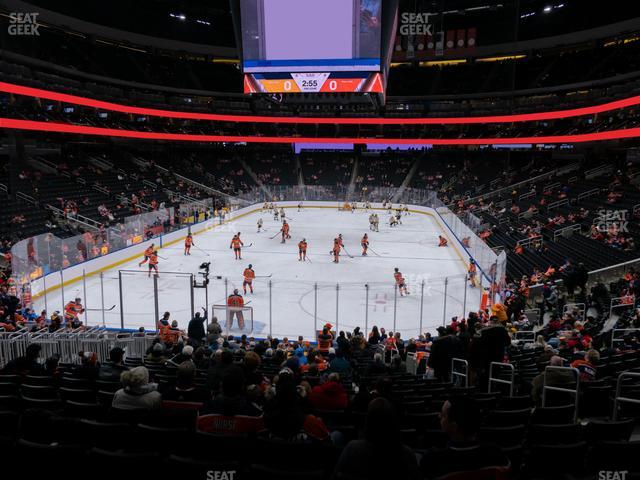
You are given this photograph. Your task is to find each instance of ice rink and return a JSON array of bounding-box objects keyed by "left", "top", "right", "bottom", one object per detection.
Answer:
[{"left": 33, "top": 206, "right": 481, "bottom": 340}]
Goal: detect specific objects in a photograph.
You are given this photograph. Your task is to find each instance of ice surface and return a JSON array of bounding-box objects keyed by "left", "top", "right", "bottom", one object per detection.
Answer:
[{"left": 34, "top": 207, "right": 481, "bottom": 340}]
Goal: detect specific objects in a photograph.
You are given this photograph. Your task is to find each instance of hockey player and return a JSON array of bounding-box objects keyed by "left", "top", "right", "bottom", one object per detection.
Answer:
[
  {"left": 298, "top": 202, "right": 303, "bottom": 212},
  {"left": 332, "top": 238, "right": 341, "bottom": 263},
  {"left": 281, "top": 221, "right": 291, "bottom": 243},
  {"left": 226, "top": 289, "right": 245, "bottom": 330},
  {"left": 257, "top": 218, "right": 263, "bottom": 233},
  {"left": 230, "top": 234, "right": 244, "bottom": 260},
  {"left": 148, "top": 251, "right": 159, "bottom": 277},
  {"left": 298, "top": 238, "right": 308, "bottom": 261},
  {"left": 365, "top": 201, "right": 371, "bottom": 211},
  {"left": 390, "top": 215, "right": 399, "bottom": 227},
  {"left": 361, "top": 233, "right": 369, "bottom": 256},
  {"left": 279, "top": 207, "right": 286, "bottom": 220},
  {"left": 373, "top": 213, "right": 379, "bottom": 232},
  {"left": 438, "top": 235, "right": 448, "bottom": 247},
  {"left": 262, "top": 202, "right": 268, "bottom": 212},
  {"left": 64, "top": 297, "right": 85, "bottom": 328},
  {"left": 351, "top": 202, "right": 357, "bottom": 213},
  {"left": 184, "top": 234, "right": 194, "bottom": 255},
  {"left": 139, "top": 244, "right": 155, "bottom": 267},
  {"left": 274, "top": 209, "right": 279, "bottom": 221},
  {"left": 468, "top": 259, "right": 478, "bottom": 288},
  {"left": 243, "top": 264, "right": 255, "bottom": 294},
  {"left": 369, "top": 214, "right": 375, "bottom": 231},
  {"left": 394, "top": 268, "right": 409, "bottom": 296}
]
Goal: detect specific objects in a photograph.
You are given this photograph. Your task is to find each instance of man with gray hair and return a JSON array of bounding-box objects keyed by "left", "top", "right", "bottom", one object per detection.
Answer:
[{"left": 531, "top": 355, "right": 575, "bottom": 405}]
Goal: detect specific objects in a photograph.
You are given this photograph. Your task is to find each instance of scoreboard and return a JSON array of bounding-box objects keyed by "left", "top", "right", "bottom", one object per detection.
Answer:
[
  {"left": 243, "top": 72, "right": 384, "bottom": 94},
  {"left": 236, "top": 0, "right": 387, "bottom": 95}
]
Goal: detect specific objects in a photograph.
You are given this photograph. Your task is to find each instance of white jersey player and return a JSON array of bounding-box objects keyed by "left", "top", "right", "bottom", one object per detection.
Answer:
[{"left": 257, "top": 218, "right": 263, "bottom": 233}]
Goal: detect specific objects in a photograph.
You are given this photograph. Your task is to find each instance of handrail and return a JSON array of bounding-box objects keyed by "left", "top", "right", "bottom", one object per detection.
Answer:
[
  {"left": 577, "top": 187, "right": 600, "bottom": 201},
  {"left": 553, "top": 223, "right": 581, "bottom": 241},
  {"left": 488, "top": 361, "right": 515, "bottom": 396},
  {"left": 613, "top": 371, "right": 640, "bottom": 420},
  {"left": 16, "top": 191, "right": 37, "bottom": 205},
  {"left": 143, "top": 179, "right": 158, "bottom": 190},
  {"left": 451, "top": 357, "right": 469, "bottom": 388},
  {"left": 514, "top": 331, "right": 536, "bottom": 344},
  {"left": 547, "top": 198, "right": 568, "bottom": 212},
  {"left": 45, "top": 203, "right": 100, "bottom": 231},
  {"left": 542, "top": 366, "right": 580, "bottom": 423},
  {"left": 610, "top": 328, "right": 640, "bottom": 349}
]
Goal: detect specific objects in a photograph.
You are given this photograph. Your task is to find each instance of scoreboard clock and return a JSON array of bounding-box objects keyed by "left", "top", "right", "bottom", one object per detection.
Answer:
[{"left": 244, "top": 72, "right": 384, "bottom": 94}]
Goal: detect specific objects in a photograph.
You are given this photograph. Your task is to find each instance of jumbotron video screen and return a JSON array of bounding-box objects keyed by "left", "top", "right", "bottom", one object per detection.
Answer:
[{"left": 239, "top": 0, "right": 385, "bottom": 93}]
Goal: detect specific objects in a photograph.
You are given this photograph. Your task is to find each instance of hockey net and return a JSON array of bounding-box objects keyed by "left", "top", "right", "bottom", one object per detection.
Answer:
[{"left": 211, "top": 304, "right": 254, "bottom": 335}]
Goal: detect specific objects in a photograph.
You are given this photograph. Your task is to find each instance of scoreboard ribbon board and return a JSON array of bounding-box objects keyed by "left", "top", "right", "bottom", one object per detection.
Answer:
[{"left": 244, "top": 72, "right": 384, "bottom": 94}]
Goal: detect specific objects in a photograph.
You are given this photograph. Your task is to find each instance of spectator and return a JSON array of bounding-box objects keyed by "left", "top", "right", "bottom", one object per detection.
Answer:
[
  {"left": 328, "top": 348, "right": 351, "bottom": 375},
  {"left": 309, "top": 372, "right": 348, "bottom": 411},
  {"left": 99, "top": 346, "right": 128, "bottom": 381},
  {"left": 333, "top": 397, "right": 418, "bottom": 479},
  {"left": 263, "top": 370, "right": 333, "bottom": 443},
  {"left": 428, "top": 326, "right": 463, "bottom": 380},
  {"left": 188, "top": 308, "right": 207, "bottom": 343},
  {"left": 1, "top": 343, "right": 44, "bottom": 375},
  {"left": 206, "top": 349, "right": 244, "bottom": 393},
  {"left": 531, "top": 355, "right": 574, "bottom": 405},
  {"left": 163, "top": 361, "right": 209, "bottom": 403},
  {"left": 420, "top": 397, "right": 509, "bottom": 478},
  {"left": 112, "top": 366, "right": 162, "bottom": 410},
  {"left": 203, "top": 370, "right": 257, "bottom": 416},
  {"left": 571, "top": 349, "right": 600, "bottom": 382},
  {"left": 366, "top": 353, "right": 387, "bottom": 375}
]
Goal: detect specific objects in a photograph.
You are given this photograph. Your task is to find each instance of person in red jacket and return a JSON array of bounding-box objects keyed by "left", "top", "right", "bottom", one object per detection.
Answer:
[{"left": 308, "top": 372, "right": 348, "bottom": 411}]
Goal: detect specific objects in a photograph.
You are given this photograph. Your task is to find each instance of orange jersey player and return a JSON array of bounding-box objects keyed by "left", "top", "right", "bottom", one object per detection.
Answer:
[
  {"left": 337, "top": 234, "right": 344, "bottom": 248},
  {"left": 438, "top": 235, "right": 448, "bottom": 247},
  {"left": 139, "top": 243, "right": 155, "bottom": 267},
  {"left": 184, "top": 234, "right": 194, "bottom": 255},
  {"left": 361, "top": 233, "right": 369, "bottom": 256},
  {"left": 230, "top": 234, "right": 244, "bottom": 260},
  {"left": 148, "top": 251, "right": 159, "bottom": 277},
  {"left": 243, "top": 264, "right": 255, "bottom": 294},
  {"left": 226, "top": 289, "right": 245, "bottom": 329},
  {"left": 394, "top": 268, "right": 409, "bottom": 296},
  {"left": 332, "top": 238, "right": 341, "bottom": 263},
  {"left": 298, "top": 239, "right": 308, "bottom": 262},
  {"left": 281, "top": 221, "right": 290, "bottom": 243},
  {"left": 468, "top": 259, "right": 477, "bottom": 287},
  {"left": 64, "top": 297, "right": 85, "bottom": 328}
]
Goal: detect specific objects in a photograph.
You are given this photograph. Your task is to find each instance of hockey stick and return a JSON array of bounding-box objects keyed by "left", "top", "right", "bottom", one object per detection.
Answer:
[
  {"left": 269, "top": 232, "right": 280, "bottom": 240},
  {"left": 86, "top": 305, "right": 116, "bottom": 312},
  {"left": 243, "top": 243, "right": 253, "bottom": 248},
  {"left": 255, "top": 274, "right": 272, "bottom": 278},
  {"left": 367, "top": 247, "right": 383, "bottom": 257},
  {"left": 157, "top": 255, "right": 169, "bottom": 260},
  {"left": 341, "top": 246, "right": 354, "bottom": 259}
]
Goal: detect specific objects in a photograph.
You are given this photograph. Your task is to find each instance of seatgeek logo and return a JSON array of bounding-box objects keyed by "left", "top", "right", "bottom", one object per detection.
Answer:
[
  {"left": 399, "top": 12, "right": 434, "bottom": 35},
  {"left": 7, "top": 12, "right": 40, "bottom": 36}
]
